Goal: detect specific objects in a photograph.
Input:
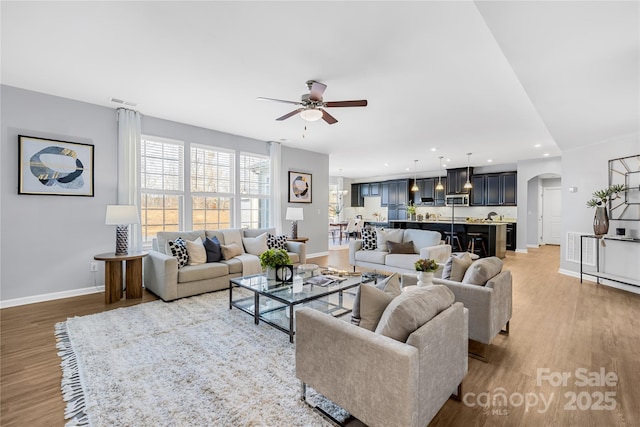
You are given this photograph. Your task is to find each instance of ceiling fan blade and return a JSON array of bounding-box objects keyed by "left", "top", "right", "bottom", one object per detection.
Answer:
[
  {"left": 322, "top": 109, "right": 338, "bottom": 125},
  {"left": 309, "top": 81, "right": 327, "bottom": 101},
  {"left": 276, "top": 108, "right": 304, "bottom": 121},
  {"left": 256, "top": 97, "right": 302, "bottom": 106},
  {"left": 324, "top": 100, "right": 368, "bottom": 108}
]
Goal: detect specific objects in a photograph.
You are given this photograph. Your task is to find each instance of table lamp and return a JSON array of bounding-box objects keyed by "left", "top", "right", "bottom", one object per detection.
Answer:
[
  {"left": 105, "top": 205, "right": 140, "bottom": 255},
  {"left": 285, "top": 207, "right": 304, "bottom": 239}
]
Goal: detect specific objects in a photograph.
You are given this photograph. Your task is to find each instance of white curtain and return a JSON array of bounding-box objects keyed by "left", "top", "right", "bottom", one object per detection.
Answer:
[
  {"left": 117, "top": 108, "right": 142, "bottom": 251},
  {"left": 270, "top": 141, "right": 283, "bottom": 234}
]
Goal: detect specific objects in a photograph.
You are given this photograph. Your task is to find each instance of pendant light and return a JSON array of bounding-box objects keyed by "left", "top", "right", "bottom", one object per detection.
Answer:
[
  {"left": 435, "top": 156, "right": 444, "bottom": 191},
  {"left": 463, "top": 153, "right": 473, "bottom": 189},
  {"left": 411, "top": 160, "right": 419, "bottom": 192}
]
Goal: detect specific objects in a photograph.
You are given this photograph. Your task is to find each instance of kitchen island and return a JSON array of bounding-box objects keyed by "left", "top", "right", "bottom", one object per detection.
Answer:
[{"left": 389, "top": 220, "right": 507, "bottom": 258}]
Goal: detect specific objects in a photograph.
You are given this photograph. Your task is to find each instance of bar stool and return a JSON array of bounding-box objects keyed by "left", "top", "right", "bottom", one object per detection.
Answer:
[
  {"left": 443, "top": 231, "right": 463, "bottom": 252},
  {"left": 467, "top": 232, "right": 487, "bottom": 257}
]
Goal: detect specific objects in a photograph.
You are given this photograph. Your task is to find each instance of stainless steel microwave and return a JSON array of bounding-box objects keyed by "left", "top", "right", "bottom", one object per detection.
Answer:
[{"left": 445, "top": 194, "right": 469, "bottom": 206}]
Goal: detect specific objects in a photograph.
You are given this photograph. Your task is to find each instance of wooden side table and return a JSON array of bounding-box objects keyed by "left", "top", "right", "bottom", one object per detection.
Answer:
[
  {"left": 287, "top": 237, "right": 309, "bottom": 243},
  {"left": 94, "top": 251, "right": 148, "bottom": 304}
]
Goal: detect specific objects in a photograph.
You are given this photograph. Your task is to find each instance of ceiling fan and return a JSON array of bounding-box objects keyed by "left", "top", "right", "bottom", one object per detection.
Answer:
[{"left": 257, "top": 80, "right": 367, "bottom": 124}]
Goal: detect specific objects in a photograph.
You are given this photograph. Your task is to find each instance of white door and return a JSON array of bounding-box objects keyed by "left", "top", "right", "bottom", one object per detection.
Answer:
[{"left": 542, "top": 187, "right": 562, "bottom": 245}]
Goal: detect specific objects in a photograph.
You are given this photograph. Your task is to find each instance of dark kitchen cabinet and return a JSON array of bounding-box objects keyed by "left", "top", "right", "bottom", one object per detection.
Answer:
[
  {"left": 351, "top": 184, "right": 364, "bottom": 207},
  {"left": 369, "top": 182, "right": 380, "bottom": 196},
  {"left": 396, "top": 179, "right": 410, "bottom": 206},
  {"left": 470, "top": 175, "right": 486, "bottom": 206},
  {"left": 434, "top": 177, "right": 447, "bottom": 206},
  {"left": 485, "top": 172, "right": 517, "bottom": 206},
  {"left": 447, "top": 168, "right": 473, "bottom": 194},
  {"left": 381, "top": 182, "right": 389, "bottom": 206},
  {"left": 388, "top": 181, "right": 398, "bottom": 205},
  {"left": 414, "top": 178, "right": 436, "bottom": 205},
  {"left": 506, "top": 223, "right": 517, "bottom": 250}
]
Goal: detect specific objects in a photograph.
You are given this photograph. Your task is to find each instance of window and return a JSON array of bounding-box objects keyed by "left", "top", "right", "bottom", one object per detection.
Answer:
[
  {"left": 239, "top": 153, "right": 270, "bottom": 229},
  {"left": 140, "top": 137, "right": 184, "bottom": 243},
  {"left": 191, "top": 145, "right": 234, "bottom": 230}
]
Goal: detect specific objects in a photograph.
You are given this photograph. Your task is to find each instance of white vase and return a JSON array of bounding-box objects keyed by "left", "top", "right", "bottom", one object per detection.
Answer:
[
  {"left": 266, "top": 267, "right": 276, "bottom": 280},
  {"left": 417, "top": 271, "right": 434, "bottom": 287}
]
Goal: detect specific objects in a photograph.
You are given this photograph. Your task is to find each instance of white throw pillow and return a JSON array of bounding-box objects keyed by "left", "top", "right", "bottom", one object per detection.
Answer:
[
  {"left": 186, "top": 237, "right": 207, "bottom": 266},
  {"left": 242, "top": 232, "right": 268, "bottom": 256},
  {"left": 376, "top": 229, "right": 404, "bottom": 252}
]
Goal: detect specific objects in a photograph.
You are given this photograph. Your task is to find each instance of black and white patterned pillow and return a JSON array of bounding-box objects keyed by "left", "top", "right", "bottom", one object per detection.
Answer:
[
  {"left": 267, "top": 234, "right": 288, "bottom": 250},
  {"left": 361, "top": 228, "right": 377, "bottom": 251},
  {"left": 168, "top": 237, "right": 189, "bottom": 268}
]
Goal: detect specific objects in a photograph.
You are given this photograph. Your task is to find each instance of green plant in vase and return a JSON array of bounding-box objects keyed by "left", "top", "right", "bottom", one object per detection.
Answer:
[
  {"left": 414, "top": 258, "right": 438, "bottom": 287},
  {"left": 586, "top": 184, "right": 626, "bottom": 237},
  {"left": 259, "top": 248, "right": 291, "bottom": 270},
  {"left": 406, "top": 201, "right": 416, "bottom": 220}
]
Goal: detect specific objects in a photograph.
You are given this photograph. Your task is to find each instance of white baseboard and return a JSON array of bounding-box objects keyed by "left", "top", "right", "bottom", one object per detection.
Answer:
[
  {"left": 527, "top": 244, "right": 540, "bottom": 249},
  {"left": 515, "top": 248, "right": 528, "bottom": 253},
  {"left": 558, "top": 269, "right": 640, "bottom": 295},
  {"left": 0, "top": 286, "right": 104, "bottom": 309}
]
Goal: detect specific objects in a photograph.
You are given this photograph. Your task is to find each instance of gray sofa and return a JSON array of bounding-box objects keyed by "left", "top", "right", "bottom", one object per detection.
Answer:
[
  {"left": 144, "top": 227, "right": 306, "bottom": 301},
  {"left": 296, "top": 290, "right": 468, "bottom": 427},
  {"left": 349, "top": 228, "right": 451, "bottom": 275}
]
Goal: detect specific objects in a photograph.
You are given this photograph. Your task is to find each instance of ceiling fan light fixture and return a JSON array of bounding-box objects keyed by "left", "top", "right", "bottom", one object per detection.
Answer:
[{"left": 300, "top": 108, "right": 323, "bottom": 122}]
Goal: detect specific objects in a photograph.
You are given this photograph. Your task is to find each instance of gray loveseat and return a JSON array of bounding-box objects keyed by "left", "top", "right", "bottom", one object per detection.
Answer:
[
  {"left": 144, "top": 227, "right": 306, "bottom": 301},
  {"left": 349, "top": 228, "right": 451, "bottom": 275}
]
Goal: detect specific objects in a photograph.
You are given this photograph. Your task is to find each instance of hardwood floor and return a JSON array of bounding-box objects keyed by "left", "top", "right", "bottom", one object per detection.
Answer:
[{"left": 2, "top": 246, "right": 639, "bottom": 426}]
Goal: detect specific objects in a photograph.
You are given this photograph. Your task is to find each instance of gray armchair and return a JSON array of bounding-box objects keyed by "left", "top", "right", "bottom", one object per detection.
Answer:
[
  {"left": 295, "top": 302, "right": 468, "bottom": 427},
  {"left": 403, "top": 259, "right": 512, "bottom": 359}
]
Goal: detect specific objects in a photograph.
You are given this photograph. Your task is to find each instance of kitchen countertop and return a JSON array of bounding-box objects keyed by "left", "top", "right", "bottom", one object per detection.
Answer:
[{"left": 390, "top": 220, "right": 512, "bottom": 225}]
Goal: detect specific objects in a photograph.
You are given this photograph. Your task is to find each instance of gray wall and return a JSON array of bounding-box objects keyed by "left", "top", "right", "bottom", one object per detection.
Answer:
[
  {"left": 281, "top": 146, "right": 329, "bottom": 256},
  {"left": 1, "top": 85, "right": 328, "bottom": 304}
]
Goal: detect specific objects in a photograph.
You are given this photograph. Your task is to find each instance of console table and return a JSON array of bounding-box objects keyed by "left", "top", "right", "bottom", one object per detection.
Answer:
[
  {"left": 580, "top": 235, "right": 640, "bottom": 288},
  {"left": 94, "top": 251, "right": 148, "bottom": 304}
]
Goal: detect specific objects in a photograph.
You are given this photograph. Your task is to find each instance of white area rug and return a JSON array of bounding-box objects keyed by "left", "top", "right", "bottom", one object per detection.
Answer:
[{"left": 55, "top": 290, "right": 347, "bottom": 426}]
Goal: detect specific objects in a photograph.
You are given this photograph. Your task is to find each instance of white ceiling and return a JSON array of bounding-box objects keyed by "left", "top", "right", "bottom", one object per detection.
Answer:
[{"left": 2, "top": 1, "right": 638, "bottom": 179}]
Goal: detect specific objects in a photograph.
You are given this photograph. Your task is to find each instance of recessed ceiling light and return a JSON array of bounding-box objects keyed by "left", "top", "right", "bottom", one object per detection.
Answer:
[
  {"left": 543, "top": 153, "right": 550, "bottom": 157},
  {"left": 487, "top": 159, "right": 493, "bottom": 163},
  {"left": 446, "top": 158, "right": 451, "bottom": 162},
  {"left": 534, "top": 144, "right": 541, "bottom": 148},
  {"left": 430, "top": 148, "right": 437, "bottom": 152},
  {"left": 384, "top": 163, "right": 389, "bottom": 167}
]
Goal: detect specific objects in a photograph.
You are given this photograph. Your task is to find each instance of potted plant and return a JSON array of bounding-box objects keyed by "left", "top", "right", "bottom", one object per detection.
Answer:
[
  {"left": 406, "top": 201, "right": 417, "bottom": 221},
  {"left": 586, "top": 184, "right": 626, "bottom": 237},
  {"left": 414, "top": 258, "right": 438, "bottom": 287},
  {"left": 259, "top": 248, "right": 291, "bottom": 280}
]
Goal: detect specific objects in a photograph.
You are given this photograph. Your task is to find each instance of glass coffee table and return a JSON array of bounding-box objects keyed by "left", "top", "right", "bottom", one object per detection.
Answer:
[{"left": 229, "top": 266, "right": 372, "bottom": 343}]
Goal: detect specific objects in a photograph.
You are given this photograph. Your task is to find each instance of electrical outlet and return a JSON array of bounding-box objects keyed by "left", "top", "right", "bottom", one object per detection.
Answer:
[{"left": 90, "top": 262, "right": 98, "bottom": 272}]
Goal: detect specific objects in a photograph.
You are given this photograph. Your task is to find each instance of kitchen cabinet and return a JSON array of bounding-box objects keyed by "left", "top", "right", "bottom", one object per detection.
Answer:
[
  {"left": 381, "top": 182, "right": 389, "bottom": 206},
  {"left": 485, "top": 172, "right": 517, "bottom": 206},
  {"left": 434, "top": 177, "right": 447, "bottom": 206},
  {"left": 447, "top": 168, "right": 473, "bottom": 195},
  {"left": 470, "top": 175, "right": 486, "bottom": 206},
  {"left": 369, "top": 182, "right": 380, "bottom": 196},
  {"left": 396, "top": 179, "right": 410, "bottom": 205},
  {"left": 351, "top": 183, "right": 364, "bottom": 207},
  {"left": 413, "top": 178, "right": 436, "bottom": 205},
  {"left": 388, "top": 181, "right": 398, "bottom": 205},
  {"left": 506, "top": 223, "right": 516, "bottom": 250}
]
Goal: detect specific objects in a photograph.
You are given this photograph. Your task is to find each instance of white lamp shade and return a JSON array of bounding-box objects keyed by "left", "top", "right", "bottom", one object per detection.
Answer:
[
  {"left": 105, "top": 205, "right": 140, "bottom": 225},
  {"left": 300, "top": 109, "right": 323, "bottom": 122},
  {"left": 285, "top": 207, "right": 304, "bottom": 221}
]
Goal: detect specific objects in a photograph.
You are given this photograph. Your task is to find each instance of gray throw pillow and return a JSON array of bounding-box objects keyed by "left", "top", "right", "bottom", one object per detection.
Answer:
[
  {"left": 462, "top": 257, "right": 503, "bottom": 286},
  {"left": 375, "top": 285, "right": 455, "bottom": 342},
  {"left": 387, "top": 240, "right": 415, "bottom": 254},
  {"left": 352, "top": 274, "right": 401, "bottom": 328},
  {"left": 450, "top": 253, "right": 473, "bottom": 282},
  {"left": 203, "top": 236, "right": 222, "bottom": 262},
  {"left": 442, "top": 252, "right": 468, "bottom": 279}
]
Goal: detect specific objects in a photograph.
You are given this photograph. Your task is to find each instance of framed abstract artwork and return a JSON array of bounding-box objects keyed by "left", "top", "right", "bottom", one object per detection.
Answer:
[
  {"left": 18, "top": 135, "right": 95, "bottom": 196},
  {"left": 288, "top": 171, "right": 312, "bottom": 203}
]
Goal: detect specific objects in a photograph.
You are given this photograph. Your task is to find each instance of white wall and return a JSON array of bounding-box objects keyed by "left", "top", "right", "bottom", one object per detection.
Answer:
[
  {"left": 559, "top": 133, "right": 640, "bottom": 292},
  {"left": 1, "top": 85, "right": 329, "bottom": 305}
]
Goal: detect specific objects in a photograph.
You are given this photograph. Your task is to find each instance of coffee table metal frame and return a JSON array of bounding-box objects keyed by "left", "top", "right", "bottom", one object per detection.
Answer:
[{"left": 229, "top": 272, "right": 366, "bottom": 343}]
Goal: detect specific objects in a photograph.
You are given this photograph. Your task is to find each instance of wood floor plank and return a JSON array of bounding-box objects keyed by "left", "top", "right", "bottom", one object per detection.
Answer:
[{"left": 1, "top": 246, "right": 639, "bottom": 426}]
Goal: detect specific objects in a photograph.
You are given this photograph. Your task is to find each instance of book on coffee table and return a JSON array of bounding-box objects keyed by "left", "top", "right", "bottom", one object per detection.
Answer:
[{"left": 305, "top": 275, "right": 345, "bottom": 287}]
